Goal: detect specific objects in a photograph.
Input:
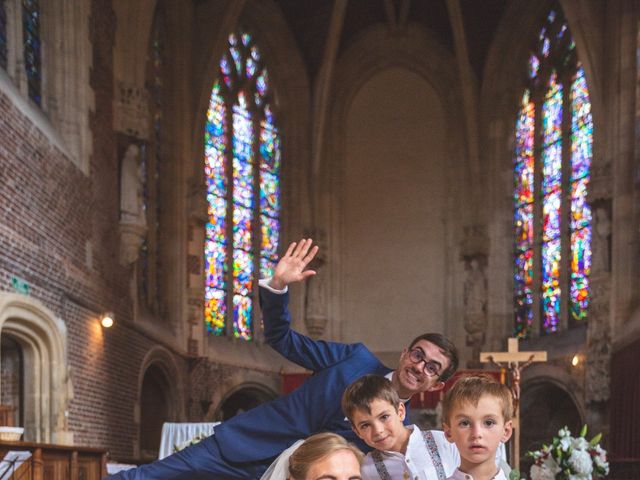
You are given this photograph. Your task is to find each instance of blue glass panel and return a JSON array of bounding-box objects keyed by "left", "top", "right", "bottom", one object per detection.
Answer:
[{"left": 22, "top": 0, "right": 41, "bottom": 105}]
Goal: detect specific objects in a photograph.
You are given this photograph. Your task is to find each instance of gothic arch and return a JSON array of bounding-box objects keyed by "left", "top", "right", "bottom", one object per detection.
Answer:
[
  {"left": 325, "top": 23, "right": 465, "bottom": 343},
  {"left": 192, "top": 0, "right": 311, "bottom": 195},
  {"left": 135, "top": 346, "right": 183, "bottom": 458},
  {"left": 480, "top": 1, "right": 606, "bottom": 347},
  {"left": 0, "top": 293, "right": 72, "bottom": 444},
  {"left": 212, "top": 381, "right": 277, "bottom": 421}
]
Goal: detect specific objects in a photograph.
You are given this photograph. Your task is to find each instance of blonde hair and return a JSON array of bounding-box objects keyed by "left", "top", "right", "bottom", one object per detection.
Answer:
[
  {"left": 441, "top": 375, "right": 513, "bottom": 424},
  {"left": 288, "top": 432, "right": 364, "bottom": 480}
]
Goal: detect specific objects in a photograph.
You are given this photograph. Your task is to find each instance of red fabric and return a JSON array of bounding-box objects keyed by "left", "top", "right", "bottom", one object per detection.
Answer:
[
  {"left": 281, "top": 369, "right": 502, "bottom": 409},
  {"left": 281, "top": 372, "right": 312, "bottom": 395},
  {"left": 409, "top": 369, "right": 502, "bottom": 409},
  {"left": 610, "top": 339, "right": 640, "bottom": 460}
]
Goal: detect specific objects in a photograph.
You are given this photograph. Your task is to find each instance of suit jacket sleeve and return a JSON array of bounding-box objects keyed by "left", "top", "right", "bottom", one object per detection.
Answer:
[{"left": 260, "top": 286, "right": 359, "bottom": 371}]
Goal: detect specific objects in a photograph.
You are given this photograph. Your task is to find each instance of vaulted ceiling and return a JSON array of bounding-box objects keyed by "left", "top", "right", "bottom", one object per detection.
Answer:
[{"left": 274, "top": 0, "right": 508, "bottom": 83}]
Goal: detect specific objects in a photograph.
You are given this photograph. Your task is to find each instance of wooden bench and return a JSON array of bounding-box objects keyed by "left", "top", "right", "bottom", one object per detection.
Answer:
[{"left": 0, "top": 440, "right": 107, "bottom": 480}]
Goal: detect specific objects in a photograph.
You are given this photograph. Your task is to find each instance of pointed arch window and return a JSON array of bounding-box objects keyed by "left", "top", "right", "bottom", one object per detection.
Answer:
[
  {"left": 514, "top": 8, "right": 592, "bottom": 337},
  {"left": 22, "top": 0, "right": 41, "bottom": 105},
  {"left": 0, "top": 1, "right": 8, "bottom": 70},
  {"left": 204, "top": 29, "right": 281, "bottom": 340}
]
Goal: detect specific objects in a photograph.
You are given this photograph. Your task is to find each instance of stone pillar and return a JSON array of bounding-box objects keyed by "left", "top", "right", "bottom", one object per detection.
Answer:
[{"left": 304, "top": 228, "right": 328, "bottom": 338}]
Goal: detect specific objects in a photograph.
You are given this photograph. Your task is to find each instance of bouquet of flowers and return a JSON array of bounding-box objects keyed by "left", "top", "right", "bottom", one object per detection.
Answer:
[{"left": 527, "top": 425, "right": 609, "bottom": 480}]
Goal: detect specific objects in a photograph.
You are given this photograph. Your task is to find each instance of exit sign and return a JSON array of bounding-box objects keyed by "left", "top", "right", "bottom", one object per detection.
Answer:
[{"left": 11, "top": 276, "right": 30, "bottom": 295}]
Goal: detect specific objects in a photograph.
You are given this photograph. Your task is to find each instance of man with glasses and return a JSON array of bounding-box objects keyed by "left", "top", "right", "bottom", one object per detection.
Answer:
[{"left": 110, "top": 238, "right": 459, "bottom": 480}]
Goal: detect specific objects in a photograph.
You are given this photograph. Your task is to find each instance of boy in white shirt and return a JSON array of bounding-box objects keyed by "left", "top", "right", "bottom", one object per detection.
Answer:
[
  {"left": 342, "top": 375, "right": 460, "bottom": 480},
  {"left": 442, "top": 375, "right": 513, "bottom": 480}
]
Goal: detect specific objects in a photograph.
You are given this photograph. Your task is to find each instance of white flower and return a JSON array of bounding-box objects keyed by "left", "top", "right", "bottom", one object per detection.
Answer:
[
  {"left": 542, "top": 455, "right": 561, "bottom": 474},
  {"left": 558, "top": 427, "right": 571, "bottom": 438},
  {"left": 530, "top": 464, "right": 556, "bottom": 480},
  {"left": 560, "top": 435, "right": 572, "bottom": 451},
  {"left": 568, "top": 448, "right": 594, "bottom": 475},
  {"left": 571, "top": 436, "right": 589, "bottom": 450}
]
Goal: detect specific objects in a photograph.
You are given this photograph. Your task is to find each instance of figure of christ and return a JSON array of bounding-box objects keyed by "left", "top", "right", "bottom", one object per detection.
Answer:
[{"left": 108, "top": 239, "right": 460, "bottom": 480}]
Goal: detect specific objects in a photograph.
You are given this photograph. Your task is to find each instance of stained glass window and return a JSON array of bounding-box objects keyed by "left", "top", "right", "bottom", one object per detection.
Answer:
[
  {"left": 205, "top": 29, "right": 281, "bottom": 340},
  {"left": 513, "top": 8, "right": 592, "bottom": 337},
  {"left": 0, "top": 0, "right": 8, "bottom": 70},
  {"left": 22, "top": 0, "right": 41, "bottom": 105}
]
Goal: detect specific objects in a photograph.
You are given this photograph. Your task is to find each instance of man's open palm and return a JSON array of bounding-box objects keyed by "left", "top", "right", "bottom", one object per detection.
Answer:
[{"left": 270, "top": 239, "right": 319, "bottom": 290}]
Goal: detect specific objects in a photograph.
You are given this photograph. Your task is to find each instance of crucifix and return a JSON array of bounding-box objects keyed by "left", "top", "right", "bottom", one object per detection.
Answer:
[{"left": 480, "top": 337, "right": 547, "bottom": 471}]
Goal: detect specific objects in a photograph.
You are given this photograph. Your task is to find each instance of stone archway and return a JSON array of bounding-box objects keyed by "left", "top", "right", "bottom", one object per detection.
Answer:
[
  {"left": 0, "top": 293, "right": 73, "bottom": 444},
  {"left": 520, "top": 380, "right": 583, "bottom": 467},
  {"left": 136, "top": 346, "right": 183, "bottom": 459},
  {"left": 215, "top": 383, "right": 277, "bottom": 421}
]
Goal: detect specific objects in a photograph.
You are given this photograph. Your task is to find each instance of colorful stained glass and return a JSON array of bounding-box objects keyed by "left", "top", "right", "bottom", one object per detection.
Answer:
[
  {"left": 22, "top": 0, "right": 41, "bottom": 105},
  {"left": 233, "top": 295, "right": 252, "bottom": 340},
  {"left": 233, "top": 248, "right": 253, "bottom": 295},
  {"left": 542, "top": 73, "right": 563, "bottom": 146},
  {"left": 513, "top": 90, "right": 535, "bottom": 337},
  {"left": 569, "top": 67, "right": 592, "bottom": 323},
  {"left": 514, "top": 8, "right": 592, "bottom": 337},
  {"left": 233, "top": 206, "right": 252, "bottom": 250},
  {"left": 261, "top": 215, "right": 279, "bottom": 257},
  {"left": 528, "top": 55, "right": 540, "bottom": 79},
  {"left": 220, "top": 54, "right": 233, "bottom": 88},
  {"left": 205, "top": 289, "right": 226, "bottom": 334},
  {"left": 260, "top": 257, "right": 277, "bottom": 279},
  {"left": 570, "top": 228, "right": 591, "bottom": 321},
  {"left": 204, "top": 28, "right": 281, "bottom": 339},
  {"left": 541, "top": 238, "right": 561, "bottom": 333},
  {"left": 0, "top": 1, "right": 7, "bottom": 70}
]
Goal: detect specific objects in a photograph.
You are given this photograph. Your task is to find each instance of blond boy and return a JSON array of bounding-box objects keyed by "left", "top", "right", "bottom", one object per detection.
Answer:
[{"left": 442, "top": 375, "right": 513, "bottom": 480}]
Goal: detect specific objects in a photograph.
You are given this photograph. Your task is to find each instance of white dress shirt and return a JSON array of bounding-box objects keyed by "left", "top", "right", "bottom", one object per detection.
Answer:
[
  {"left": 447, "top": 468, "right": 508, "bottom": 480},
  {"left": 361, "top": 426, "right": 460, "bottom": 480}
]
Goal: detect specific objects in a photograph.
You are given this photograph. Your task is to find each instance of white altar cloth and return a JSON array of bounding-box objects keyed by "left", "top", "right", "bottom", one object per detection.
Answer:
[{"left": 158, "top": 422, "right": 219, "bottom": 459}]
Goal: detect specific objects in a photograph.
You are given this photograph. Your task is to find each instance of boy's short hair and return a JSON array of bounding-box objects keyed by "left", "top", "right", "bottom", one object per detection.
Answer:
[
  {"left": 341, "top": 375, "right": 401, "bottom": 422},
  {"left": 441, "top": 375, "right": 513, "bottom": 424},
  {"left": 409, "top": 333, "right": 459, "bottom": 381}
]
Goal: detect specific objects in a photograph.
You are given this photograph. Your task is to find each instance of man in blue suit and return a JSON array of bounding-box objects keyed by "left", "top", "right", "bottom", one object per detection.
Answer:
[{"left": 109, "top": 239, "right": 459, "bottom": 479}]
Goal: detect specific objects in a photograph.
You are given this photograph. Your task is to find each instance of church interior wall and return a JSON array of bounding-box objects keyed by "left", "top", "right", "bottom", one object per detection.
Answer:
[{"left": 0, "top": 0, "right": 638, "bottom": 466}]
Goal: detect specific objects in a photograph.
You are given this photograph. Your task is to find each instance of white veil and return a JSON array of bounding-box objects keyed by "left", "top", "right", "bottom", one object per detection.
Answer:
[{"left": 260, "top": 440, "right": 305, "bottom": 480}]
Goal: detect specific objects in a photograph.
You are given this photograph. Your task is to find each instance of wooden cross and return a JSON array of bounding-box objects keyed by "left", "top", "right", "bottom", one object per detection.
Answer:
[{"left": 480, "top": 338, "right": 547, "bottom": 471}]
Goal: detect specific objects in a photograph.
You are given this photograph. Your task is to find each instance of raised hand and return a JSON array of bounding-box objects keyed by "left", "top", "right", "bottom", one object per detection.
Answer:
[{"left": 270, "top": 239, "right": 319, "bottom": 290}]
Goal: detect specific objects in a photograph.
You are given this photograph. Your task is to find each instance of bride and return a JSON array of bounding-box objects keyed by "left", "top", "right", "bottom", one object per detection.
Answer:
[{"left": 261, "top": 433, "right": 363, "bottom": 480}]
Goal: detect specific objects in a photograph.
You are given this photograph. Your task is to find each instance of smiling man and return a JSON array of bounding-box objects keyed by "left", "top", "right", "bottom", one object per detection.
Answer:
[{"left": 109, "top": 239, "right": 459, "bottom": 480}]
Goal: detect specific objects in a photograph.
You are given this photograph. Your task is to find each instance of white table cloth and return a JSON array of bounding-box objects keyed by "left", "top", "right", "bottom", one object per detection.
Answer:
[{"left": 158, "top": 422, "right": 219, "bottom": 459}]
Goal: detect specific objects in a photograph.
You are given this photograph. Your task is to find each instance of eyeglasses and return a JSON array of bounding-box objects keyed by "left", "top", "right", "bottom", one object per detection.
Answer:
[{"left": 408, "top": 349, "right": 441, "bottom": 377}]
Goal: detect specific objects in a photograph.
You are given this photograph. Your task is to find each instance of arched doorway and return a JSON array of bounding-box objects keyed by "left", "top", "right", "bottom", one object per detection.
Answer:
[
  {"left": 0, "top": 335, "right": 23, "bottom": 427},
  {"left": 217, "top": 385, "right": 276, "bottom": 421},
  {"left": 520, "top": 381, "right": 582, "bottom": 468},
  {"left": 139, "top": 364, "right": 172, "bottom": 460}
]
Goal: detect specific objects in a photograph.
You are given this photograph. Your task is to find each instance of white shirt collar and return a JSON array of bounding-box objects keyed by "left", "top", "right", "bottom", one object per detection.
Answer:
[
  {"left": 448, "top": 467, "right": 507, "bottom": 480},
  {"left": 385, "top": 371, "right": 410, "bottom": 403}
]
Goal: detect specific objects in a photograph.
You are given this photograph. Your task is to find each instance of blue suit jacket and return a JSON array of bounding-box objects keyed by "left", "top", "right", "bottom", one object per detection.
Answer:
[{"left": 213, "top": 287, "right": 394, "bottom": 463}]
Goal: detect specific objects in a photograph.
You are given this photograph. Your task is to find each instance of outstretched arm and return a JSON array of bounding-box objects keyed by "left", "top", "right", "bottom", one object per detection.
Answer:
[{"left": 261, "top": 239, "right": 359, "bottom": 371}]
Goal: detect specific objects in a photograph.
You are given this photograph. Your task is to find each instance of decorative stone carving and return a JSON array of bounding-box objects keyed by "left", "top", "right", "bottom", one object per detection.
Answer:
[
  {"left": 188, "top": 176, "right": 209, "bottom": 225},
  {"left": 460, "top": 224, "right": 489, "bottom": 258},
  {"left": 113, "top": 82, "right": 150, "bottom": 140},
  {"left": 119, "top": 144, "right": 148, "bottom": 266},
  {"left": 463, "top": 254, "right": 488, "bottom": 368},
  {"left": 304, "top": 228, "right": 328, "bottom": 338},
  {"left": 590, "top": 201, "right": 611, "bottom": 274},
  {"left": 585, "top": 274, "right": 611, "bottom": 404}
]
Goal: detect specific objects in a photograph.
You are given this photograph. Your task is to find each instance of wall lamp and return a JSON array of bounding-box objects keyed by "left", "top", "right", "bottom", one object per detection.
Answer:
[{"left": 101, "top": 312, "right": 115, "bottom": 328}]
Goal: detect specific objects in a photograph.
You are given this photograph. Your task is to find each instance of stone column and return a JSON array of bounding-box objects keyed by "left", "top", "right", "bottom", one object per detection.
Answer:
[{"left": 304, "top": 229, "right": 328, "bottom": 338}]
